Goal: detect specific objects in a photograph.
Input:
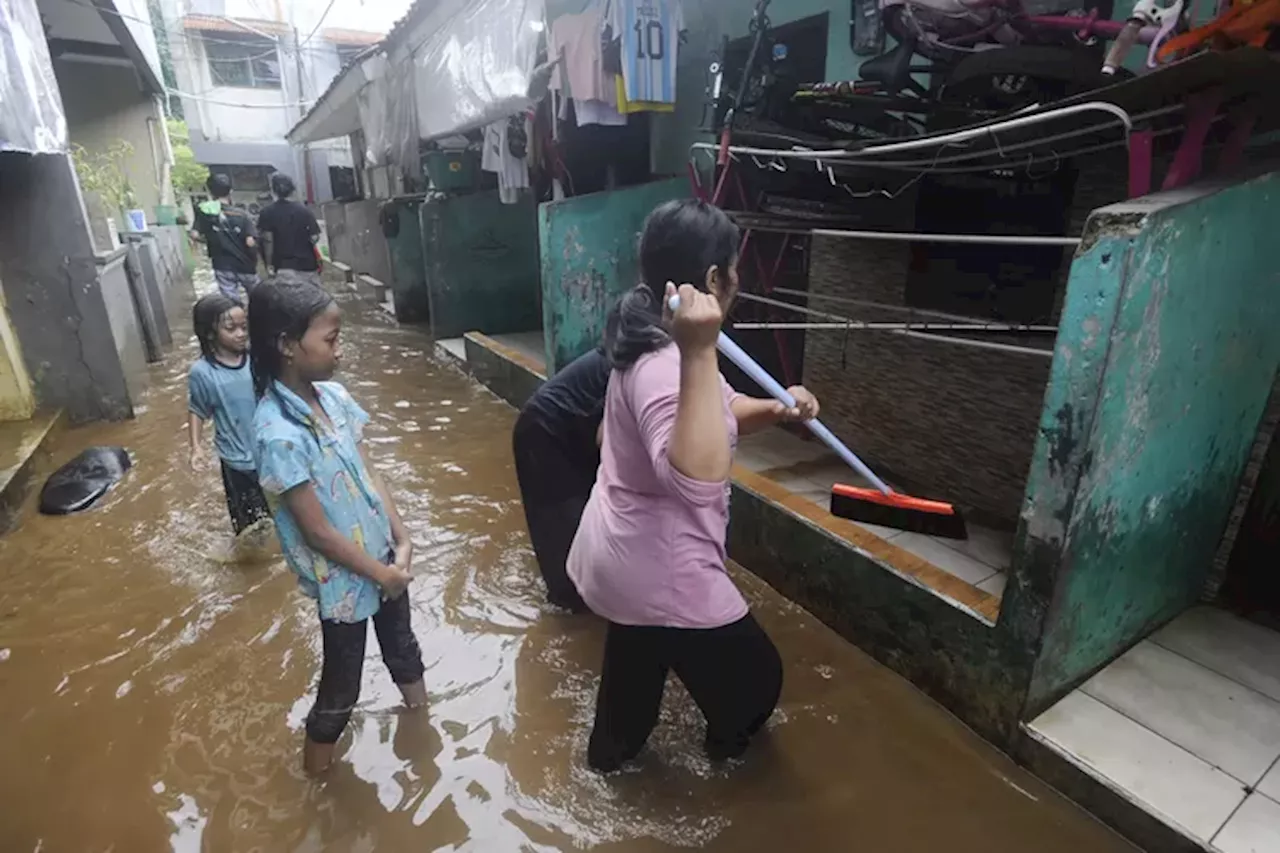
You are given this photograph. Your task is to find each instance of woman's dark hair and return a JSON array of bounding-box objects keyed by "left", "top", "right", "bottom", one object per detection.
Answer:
[
  {"left": 206, "top": 173, "right": 233, "bottom": 198},
  {"left": 604, "top": 199, "right": 739, "bottom": 370},
  {"left": 247, "top": 280, "right": 335, "bottom": 398},
  {"left": 192, "top": 293, "right": 243, "bottom": 362},
  {"left": 269, "top": 172, "right": 296, "bottom": 199}
]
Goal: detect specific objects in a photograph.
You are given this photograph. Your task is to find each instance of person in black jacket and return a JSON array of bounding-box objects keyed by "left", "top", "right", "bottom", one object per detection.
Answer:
[
  {"left": 512, "top": 347, "right": 611, "bottom": 612},
  {"left": 257, "top": 172, "right": 322, "bottom": 285}
]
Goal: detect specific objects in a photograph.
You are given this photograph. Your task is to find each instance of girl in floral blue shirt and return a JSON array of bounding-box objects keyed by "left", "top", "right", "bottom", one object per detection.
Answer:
[{"left": 247, "top": 280, "right": 426, "bottom": 775}]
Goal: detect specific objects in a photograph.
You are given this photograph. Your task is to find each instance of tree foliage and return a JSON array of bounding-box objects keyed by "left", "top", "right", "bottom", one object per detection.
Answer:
[{"left": 168, "top": 119, "right": 208, "bottom": 196}]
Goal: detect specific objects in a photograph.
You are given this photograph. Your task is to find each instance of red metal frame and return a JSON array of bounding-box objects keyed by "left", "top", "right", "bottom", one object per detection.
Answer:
[{"left": 693, "top": 149, "right": 802, "bottom": 388}]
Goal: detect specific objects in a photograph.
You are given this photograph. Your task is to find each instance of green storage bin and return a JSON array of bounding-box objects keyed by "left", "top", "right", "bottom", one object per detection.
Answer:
[
  {"left": 155, "top": 204, "right": 178, "bottom": 226},
  {"left": 423, "top": 150, "right": 477, "bottom": 191}
]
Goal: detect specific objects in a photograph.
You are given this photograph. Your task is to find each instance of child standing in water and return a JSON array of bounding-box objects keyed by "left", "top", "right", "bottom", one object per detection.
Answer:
[
  {"left": 188, "top": 294, "right": 270, "bottom": 535},
  {"left": 569, "top": 199, "right": 819, "bottom": 772},
  {"left": 247, "top": 281, "right": 427, "bottom": 774}
]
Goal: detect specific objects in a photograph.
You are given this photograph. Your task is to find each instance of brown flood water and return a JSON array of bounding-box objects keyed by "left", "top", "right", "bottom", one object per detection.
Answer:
[{"left": 0, "top": 271, "right": 1133, "bottom": 853}]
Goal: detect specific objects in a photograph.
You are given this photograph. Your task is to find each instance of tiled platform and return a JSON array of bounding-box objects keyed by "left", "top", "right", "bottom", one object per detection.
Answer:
[
  {"left": 1027, "top": 606, "right": 1280, "bottom": 851},
  {"left": 437, "top": 331, "right": 1013, "bottom": 605},
  {"left": 437, "top": 332, "right": 545, "bottom": 372},
  {"left": 736, "top": 427, "right": 1013, "bottom": 599}
]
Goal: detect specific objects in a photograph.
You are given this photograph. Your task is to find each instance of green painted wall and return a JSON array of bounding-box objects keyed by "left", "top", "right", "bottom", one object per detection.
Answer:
[
  {"left": 388, "top": 197, "right": 429, "bottom": 323},
  {"left": 538, "top": 178, "right": 688, "bottom": 374},
  {"left": 1024, "top": 170, "right": 1280, "bottom": 712},
  {"left": 421, "top": 191, "right": 542, "bottom": 341}
]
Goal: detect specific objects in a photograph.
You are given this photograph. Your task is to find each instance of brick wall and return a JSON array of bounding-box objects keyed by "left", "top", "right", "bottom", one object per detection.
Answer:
[{"left": 802, "top": 235, "right": 1054, "bottom": 526}]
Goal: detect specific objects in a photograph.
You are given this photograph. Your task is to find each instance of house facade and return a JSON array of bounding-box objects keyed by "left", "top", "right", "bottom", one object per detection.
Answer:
[{"left": 158, "top": 0, "right": 381, "bottom": 208}]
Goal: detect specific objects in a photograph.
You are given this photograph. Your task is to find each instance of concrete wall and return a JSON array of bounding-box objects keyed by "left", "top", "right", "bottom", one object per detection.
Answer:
[
  {"left": 54, "top": 59, "right": 169, "bottom": 248},
  {"left": 98, "top": 248, "right": 149, "bottom": 403},
  {"left": 0, "top": 293, "right": 36, "bottom": 422},
  {"left": 0, "top": 152, "right": 133, "bottom": 422},
  {"left": 423, "top": 191, "right": 542, "bottom": 340},
  {"left": 538, "top": 178, "right": 688, "bottom": 374},
  {"left": 802, "top": 237, "right": 1055, "bottom": 526},
  {"left": 1023, "top": 170, "right": 1280, "bottom": 713},
  {"left": 323, "top": 199, "right": 393, "bottom": 285}
]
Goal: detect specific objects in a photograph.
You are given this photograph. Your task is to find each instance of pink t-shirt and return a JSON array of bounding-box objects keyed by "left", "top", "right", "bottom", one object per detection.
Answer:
[{"left": 567, "top": 343, "right": 748, "bottom": 629}]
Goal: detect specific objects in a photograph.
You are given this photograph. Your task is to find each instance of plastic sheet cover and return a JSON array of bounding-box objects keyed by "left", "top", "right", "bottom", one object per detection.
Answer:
[
  {"left": 0, "top": 0, "right": 69, "bottom": 153},
  {"left": 357, "top": 59, "right": 392, "bottom": 166},
  {"left": 411, "top": 0, "right": 549, "bottom": 142}
]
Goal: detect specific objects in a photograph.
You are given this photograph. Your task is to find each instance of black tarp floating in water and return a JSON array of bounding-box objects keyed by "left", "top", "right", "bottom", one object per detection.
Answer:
[{"left": 39, "top": 448, "right": 132, "bottom": 515}]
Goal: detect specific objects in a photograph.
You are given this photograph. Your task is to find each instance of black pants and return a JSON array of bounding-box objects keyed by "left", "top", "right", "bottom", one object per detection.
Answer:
[
  {"left": 220, "top": 462, "right": 271, "bottom": 535},
  {"left": 588, "top": 613, "right": 783, "bottom": 772},
  {"left": 306, "top": 591, "right": 426, "bottom": 744},
  {"left": 512, "top": 414, "right": 592, "bottom": 612}
]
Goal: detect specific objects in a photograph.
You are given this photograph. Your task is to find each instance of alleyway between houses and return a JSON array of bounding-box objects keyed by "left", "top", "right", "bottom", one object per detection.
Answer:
[{"left": 0, "top": 267, "right": 1133, "bottom": 853}]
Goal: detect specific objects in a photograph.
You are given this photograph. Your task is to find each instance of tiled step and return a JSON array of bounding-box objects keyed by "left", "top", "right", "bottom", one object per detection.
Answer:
[
  {"left": 1023, "top": 608, "right": 1280, "bottom": 853},
  {"left": 0, "top": 411, "right": 64, "bottom": 534}
]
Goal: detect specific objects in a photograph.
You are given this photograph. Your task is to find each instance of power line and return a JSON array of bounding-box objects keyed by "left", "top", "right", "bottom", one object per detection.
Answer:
[
  {"left": 299, "top": 0, "right": 339, "bottom": 49},
  {"left": 165, "top": 87, "right": 316, "bottom": 109}
]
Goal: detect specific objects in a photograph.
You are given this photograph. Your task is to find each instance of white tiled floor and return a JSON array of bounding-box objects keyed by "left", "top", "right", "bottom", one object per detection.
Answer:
[
  {"left": 735, "top": 427, "right": 1013, "bottom": 597},
  {"left": 1027, "top": 606, "right": 1280, "bottom": 851},
  {"left": 437, "top": 337, "right": 466, "bottom": 362},
  {"left": 489, "top": 331, "right": 546, "bottom": 370},
  {"left": 435, "top": 332, "right": 545, "bottom": 373}
]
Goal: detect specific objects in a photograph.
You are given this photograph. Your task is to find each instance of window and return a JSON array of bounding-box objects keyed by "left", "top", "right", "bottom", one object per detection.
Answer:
[
  {"left": 205, "top": 33, "right": 281, "bottom": 89},
  {"left": 336, "top": 43, "right": 366, "bottom": 67}
]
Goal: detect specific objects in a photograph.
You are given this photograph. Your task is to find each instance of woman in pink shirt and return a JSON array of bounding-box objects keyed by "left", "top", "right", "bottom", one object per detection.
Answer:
[{"left": 568, "top": 199, "right": 820, "bottom": 772}]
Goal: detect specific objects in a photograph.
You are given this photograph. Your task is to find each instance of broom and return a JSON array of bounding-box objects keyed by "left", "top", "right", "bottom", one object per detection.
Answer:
[{"left": 670, "top": 294, "right": 967, "bottom": 540}]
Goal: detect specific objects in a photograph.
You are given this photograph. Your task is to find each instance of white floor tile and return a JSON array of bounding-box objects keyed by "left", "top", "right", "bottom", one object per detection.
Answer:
[
  {"left": 797, "top": 487, "right": 830, "bottom": 508},
  {"left": 891, "top": 532, "right": 998, "bottom": 586},
  {"left": 851, "top": 521, "right": 904, "bottom": 542},
  {"left": 977, "top": 572, "right": 1008, "bottom": 598},
  {"left": 945, "top": 523, "right": 1015, "bottom": 571},
  {"left": 1257, "top": 761, "right": 1280, "bottom": 802},
  {"left": 1082, "top": 641, "right": 1280, "bottom": 786},
  {"left": 1153, "top": 607, "right": 1280, "bottom": 704},
  {"left": 734, "top": 448, "right": 772, "bottom": 473},
  {"left": 1213, "top": 793, "right": 1280, "bottom": 853},
  {"left": 1029, "top": 691, "right": 1246, "bottom": 843},
  {"left": 438, "top": 338, "right": 466, "bottom": 361}
]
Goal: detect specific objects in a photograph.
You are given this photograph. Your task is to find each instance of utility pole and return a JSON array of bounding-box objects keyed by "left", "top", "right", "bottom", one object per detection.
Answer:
[{"left": 293, "top": 24, "right": 314, "bottom": 204}]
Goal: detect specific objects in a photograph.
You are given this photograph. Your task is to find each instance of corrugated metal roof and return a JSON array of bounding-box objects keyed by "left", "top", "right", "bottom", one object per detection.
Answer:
[{"left": 288, "top": 0, "right": 435, "bottom": 141}]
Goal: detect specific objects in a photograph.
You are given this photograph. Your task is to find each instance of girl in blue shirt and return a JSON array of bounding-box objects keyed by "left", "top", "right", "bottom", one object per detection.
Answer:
[
  {"left": 187, "top": 294, "right": 270, "bottom": 534},
  {"left": 247, "top": 280, "right": 426, "bottom": 775}
]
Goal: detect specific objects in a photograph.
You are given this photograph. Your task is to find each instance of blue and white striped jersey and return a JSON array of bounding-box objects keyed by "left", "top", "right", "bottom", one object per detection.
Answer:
[{"left": 607, "top": 0, "right": 683, "bottom": 104}]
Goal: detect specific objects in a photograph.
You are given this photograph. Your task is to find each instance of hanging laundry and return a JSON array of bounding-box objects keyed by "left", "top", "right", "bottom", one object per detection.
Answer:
[
  {"left": 614, "top": 75, "right": 675, "bottom": 115},
  {"left": 549, "top": 2, "right": 615, "bottom": 106},
  {"left": 576, "top": 99, "right": 628, "bottom": 127},
  {"left": 482, "top": 115, "right": 531, "bottom": 205},
  {"left": 605, "top": 0, "right": 684, "bottom": 105}
]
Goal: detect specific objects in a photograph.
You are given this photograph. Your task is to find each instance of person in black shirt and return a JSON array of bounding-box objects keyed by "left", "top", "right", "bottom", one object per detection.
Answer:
[
  {"left": 257, "top": 172, "right": 322, "bottom": 285},
  {"left": 512, "top": 347, "right": 612, "bottom": 612},
  {"left": 191, "top": 173, "right": 261, "bottom": 300}
]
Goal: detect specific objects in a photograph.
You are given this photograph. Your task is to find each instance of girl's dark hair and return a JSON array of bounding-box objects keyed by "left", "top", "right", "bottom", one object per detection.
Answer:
[
  {"left": 604, "top": 199, "right": 739, "bottom": 370},
  {"left": 247, "top": 280, "right": 335, "bottom": 398},
  {"left": 192, "top": 293, "right": 244, "bottom": 362}
]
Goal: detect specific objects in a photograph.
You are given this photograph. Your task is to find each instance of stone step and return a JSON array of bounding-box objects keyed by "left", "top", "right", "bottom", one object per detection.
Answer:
[{"left": 0, "top": 410, "right": 65, "bottom": 535}]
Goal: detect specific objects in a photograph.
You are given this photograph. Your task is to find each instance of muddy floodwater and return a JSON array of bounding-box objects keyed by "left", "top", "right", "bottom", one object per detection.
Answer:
[{"left": 0, "top": 274, "right": 1133, "bottom": 852}]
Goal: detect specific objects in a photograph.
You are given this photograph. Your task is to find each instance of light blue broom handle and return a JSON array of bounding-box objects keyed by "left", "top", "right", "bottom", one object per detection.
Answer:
[{"left": 668, "top": 294, "right": 892, "bottom": 495}]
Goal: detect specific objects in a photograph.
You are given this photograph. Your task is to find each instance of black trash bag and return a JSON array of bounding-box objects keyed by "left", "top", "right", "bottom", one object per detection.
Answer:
[{"left": 39, "top": 447, "right": 132, "bottom": 516}]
